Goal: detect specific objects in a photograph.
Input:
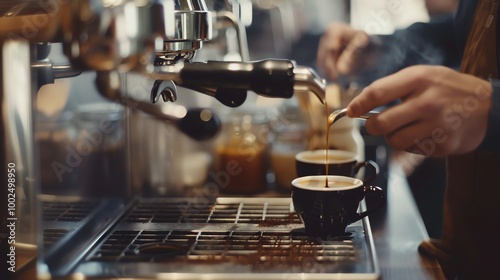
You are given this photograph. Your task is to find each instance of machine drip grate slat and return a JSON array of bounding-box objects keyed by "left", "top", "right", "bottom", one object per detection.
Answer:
[
  {"left": 43, "top": 228, "right": 71, "bottom": 249},
  {"left": 77, "top": 197, "right": 379, "bottom": 278},
  {"left": 88, "top": 229, "right": 357, "bottom": 263},
  {"left": 42, "top": 200, "right": 100, "bottom": 222},
  {"left": 122, "top": 198, "right": 301, "bottom": 224}
]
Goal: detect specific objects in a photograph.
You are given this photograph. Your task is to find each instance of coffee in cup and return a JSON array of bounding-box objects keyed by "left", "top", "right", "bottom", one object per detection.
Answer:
[
  {"left": 291, "top": 175, "right": 384, "bottom": 239},
  {"left": 295, "top": 149, "right": 378, "bottom": 183}
]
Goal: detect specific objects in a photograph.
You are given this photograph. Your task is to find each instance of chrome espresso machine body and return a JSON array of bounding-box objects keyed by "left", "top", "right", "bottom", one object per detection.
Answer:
[{"left": 0, "top": 1, "right": 379, "bottom": 279}]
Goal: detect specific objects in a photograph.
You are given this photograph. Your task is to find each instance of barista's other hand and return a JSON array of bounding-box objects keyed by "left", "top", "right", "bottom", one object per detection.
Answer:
[
  {"left": 346, "top": 65, "right": 493, "bottom": 157},
  {"left": 317, "top": 22, "right": 378, "bottom": 80}
]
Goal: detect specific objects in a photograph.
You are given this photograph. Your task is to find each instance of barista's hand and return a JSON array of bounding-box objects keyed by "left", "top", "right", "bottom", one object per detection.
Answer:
[
  {"left": 317, "top": 22, "right": 379, "bottom": 80},
  {"left": 347, "top": 65, "right": 493, "bottom": 157}
]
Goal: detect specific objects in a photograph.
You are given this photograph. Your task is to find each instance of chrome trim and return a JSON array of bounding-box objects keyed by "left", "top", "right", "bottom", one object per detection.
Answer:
[
  {"left": 0, "top": 38, "right": 38, "bottom": 272},
  {"left": 293, "top": 65, "right": 327, "bottom": 104},
  {"left": 328, "top": 108, "right": 379, "bottom": 125}
]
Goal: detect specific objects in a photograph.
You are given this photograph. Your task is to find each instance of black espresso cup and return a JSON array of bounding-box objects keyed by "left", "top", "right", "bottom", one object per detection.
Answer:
[
  {"left": 291, "top": 175, "right": 384, "bottom": 239},
  {"left": 295, "top": 149, "right": 378, "bottom": 183}
]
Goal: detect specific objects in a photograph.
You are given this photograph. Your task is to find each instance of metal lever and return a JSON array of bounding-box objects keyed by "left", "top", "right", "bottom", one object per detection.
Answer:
[{"left": 147, "top": 59, "right": 329, "bottom": 107}]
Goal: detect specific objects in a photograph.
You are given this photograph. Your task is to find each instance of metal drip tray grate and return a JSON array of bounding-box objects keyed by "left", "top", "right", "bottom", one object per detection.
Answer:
[
  {"left": 42, "top": 198, "right": 102, "bottom": 253},
  {"left": 78, "top": 197, "right": 379, "bottom": 279},
  {"left": 40, "top": 196, "right": 126, "bottom": 270},
  {"left": 44, "top": 228, "right": 71, "bottom": 250},
  {"left": 123, "top": 197, "right": 301, "bottom": 224},
  {"left": 42, "top": 200, "right": 100, "bottom": 222},
  {"left": 89, "top": 229, "right": 357, "bottom": 263}
]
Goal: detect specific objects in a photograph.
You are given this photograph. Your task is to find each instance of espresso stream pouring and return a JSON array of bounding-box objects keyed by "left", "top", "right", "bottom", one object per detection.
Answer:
[{"left": 328, "top": 108, "right": 379, "bottom": 125}]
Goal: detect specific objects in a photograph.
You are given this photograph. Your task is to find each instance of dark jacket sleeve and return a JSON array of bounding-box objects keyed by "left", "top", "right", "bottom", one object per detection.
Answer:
[
  {"left": 479, "top": 79, "right": 500, "bottom": 154},
  {"left": 355, "top": 13, "right": 460, "bottom": 86}
]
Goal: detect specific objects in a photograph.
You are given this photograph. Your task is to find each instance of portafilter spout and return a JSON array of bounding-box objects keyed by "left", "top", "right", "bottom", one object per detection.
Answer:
[
  {"left": 96, "top": 71, "right": 221, "bottom": 141},
  {"left": 293, "top": 65, "right": 326, "bottom": 105},
  {"left": 155, "top": 0, "right": 213, "bottom": 64}
]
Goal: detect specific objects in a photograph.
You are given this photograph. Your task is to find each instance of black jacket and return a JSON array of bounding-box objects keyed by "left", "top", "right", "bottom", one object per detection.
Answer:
[{"left": 364, "top": 0, "right": 500, "bottom": 154}]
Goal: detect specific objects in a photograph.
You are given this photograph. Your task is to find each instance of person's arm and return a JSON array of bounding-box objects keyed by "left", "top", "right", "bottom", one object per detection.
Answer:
[
  {"left": 347, "top": 65, "right": 492, "bottom": 157},
  {"left": 479, "top": 79, "right": 500, "bottom": 154},
  {"left": 356, "top": 13, "right": 460, "bottom": 86}
]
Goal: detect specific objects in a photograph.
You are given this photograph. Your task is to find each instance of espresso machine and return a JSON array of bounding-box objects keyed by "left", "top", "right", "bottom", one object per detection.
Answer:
[{"left": 0, "top": 0, "right": 380, "bottom": 279}]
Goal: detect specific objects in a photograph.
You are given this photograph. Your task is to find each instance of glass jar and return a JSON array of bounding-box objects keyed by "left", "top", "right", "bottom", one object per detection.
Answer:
[
  {"left": 268, "top": 100, "right": 308, "bottom": 191},
  {"left": 36, "top": 111, "right": 79, "bottom": 195},
  {"left": 130, "top": 111, "right": 212, "bottom": 196},
  {"left": 214, "top": 110, "right": 270, "bottom": 194},
  {"left": 74, "top": 103, "right": 126, "bottom": 197},
  {"left": 270, "top": 125, "right": 307, "bottom": 191}
]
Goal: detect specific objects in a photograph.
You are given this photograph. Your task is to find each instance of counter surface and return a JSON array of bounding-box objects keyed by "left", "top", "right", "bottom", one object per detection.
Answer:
[{"left": 370, "top": 163, "right": 445, "bottom": 280}]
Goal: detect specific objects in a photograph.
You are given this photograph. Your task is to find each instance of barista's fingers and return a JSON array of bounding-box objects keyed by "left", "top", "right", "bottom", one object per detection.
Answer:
[
  {"left": 347, "top": 66, "right": 425, "bottom": 117},
  {"left": 317, "top": 27, "right": 339, "bottom": 78},
  {"left": 364, "top": 100, "right": 422, "bottom": 136},
  {"left": 384, "top": 120, "right": 440, "bottom": 155},
  {"left": 336, "top": 31, "right": 371, "bottom": 75},
  {"left": 317, "top": 38, "right": 340, "bottom": 79},
  {"left": 317, "top": 23, "right": 357, "bottom": 80}
]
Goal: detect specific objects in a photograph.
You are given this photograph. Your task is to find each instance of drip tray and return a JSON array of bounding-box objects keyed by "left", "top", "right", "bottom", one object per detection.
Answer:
[
  {"left": 42, "top": 197, "right": 102, "bottom": 250},
  {"left": 76, "top": 197, "right": 379, "bottom": 279}
]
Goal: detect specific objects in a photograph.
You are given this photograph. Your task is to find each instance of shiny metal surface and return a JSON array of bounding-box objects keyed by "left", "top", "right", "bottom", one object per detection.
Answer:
[
  {"left": 96, "top": 71, "right": 220, "bottom": 141},
  {"left": 146, "top": 60, "right": 327, "bottom": 105},
  {"left": 40, "top": 195, "right": 130, "bottom": 277},
  {"left": 62, "top": 0, "right": 177, "bottom": 71},
  {"left": 31, "top": 60, "right": 82, "bottom": 87},
  {"left": 293, "top": 65, "right": 327, "bottom": 104},
  {"left": 214, "top": 10, "right": 250, "bottom": 61},
  {"left": 329, "top": 108, "right": 379, "bottom": 125},
  {"left": 156, "top": 0, "right": 213, "bottom": 62},
  {"left": 0, "top": 0, "right": 209, "bottom": 69},
  {"left": 151, "top": 80, "right": 178, "bottom": 103},
  {"left": 67, "top": 197, "right": 379, "bottom": 279},
  {"left": 0, "top": 39, "right": 38, "bottom": 272}
]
